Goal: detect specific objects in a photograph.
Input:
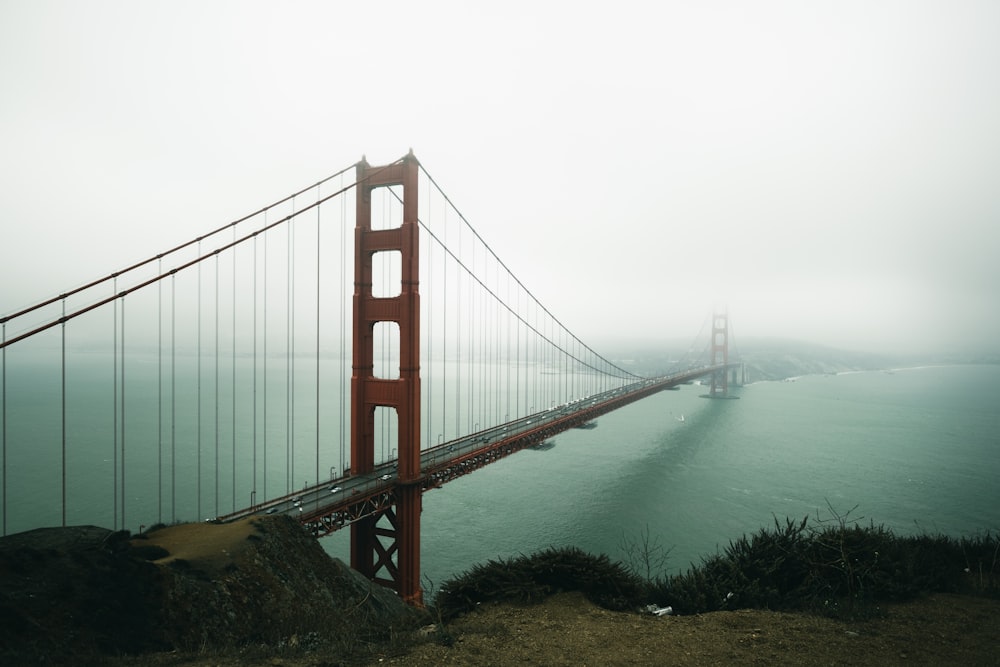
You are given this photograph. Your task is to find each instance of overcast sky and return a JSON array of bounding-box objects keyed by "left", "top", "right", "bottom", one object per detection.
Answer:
[{"left": 2, "top": 1, "right": 998, "bottom": 356}]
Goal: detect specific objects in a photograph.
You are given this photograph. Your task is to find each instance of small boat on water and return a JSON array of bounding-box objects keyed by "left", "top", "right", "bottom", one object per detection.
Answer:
[
  {"left": 574, "top": 421, "right": 598, "bottom": 430},
  {"left": 529, "top": 439, "right": 556, "bottom": 451},
  {"left": 675, "top": 414, "right": 685, "bottom": 422}
]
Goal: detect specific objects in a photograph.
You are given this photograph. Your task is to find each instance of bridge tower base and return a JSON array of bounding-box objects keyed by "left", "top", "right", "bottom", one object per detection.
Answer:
[{"left": 350, "top": 152, "right": 423, "bottom": 605}]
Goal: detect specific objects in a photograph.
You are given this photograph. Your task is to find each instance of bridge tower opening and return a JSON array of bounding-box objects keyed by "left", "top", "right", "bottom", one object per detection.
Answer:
[
  {"left": 350, "top": 152, "right": 423, "bottom": 605},
  {"left": 709, "top": 312, "right": 729, "bottom": 398}
]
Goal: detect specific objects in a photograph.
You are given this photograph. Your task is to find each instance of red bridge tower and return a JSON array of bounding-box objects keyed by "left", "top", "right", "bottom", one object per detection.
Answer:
[{"left": 350, "top": 152, "right": 423, "bottom": 605}]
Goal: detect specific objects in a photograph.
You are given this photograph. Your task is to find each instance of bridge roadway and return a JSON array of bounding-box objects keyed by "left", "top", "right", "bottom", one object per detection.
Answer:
[{"left": 215, "top": 363, "right": 735, "bottom": 536}]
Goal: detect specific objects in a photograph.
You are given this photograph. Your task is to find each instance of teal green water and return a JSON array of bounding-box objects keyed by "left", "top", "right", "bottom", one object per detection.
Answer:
[
  {"left": 3, "top": 357, "right": 998, "bottom": 594},
  {"left": 322, "top": 365, "right": 1000, "bottom": 591}
]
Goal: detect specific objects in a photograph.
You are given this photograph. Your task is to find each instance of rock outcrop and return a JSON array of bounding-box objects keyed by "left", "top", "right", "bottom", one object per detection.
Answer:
[{"left": 0, "top": 516, "right": 426, "bottom": 663}]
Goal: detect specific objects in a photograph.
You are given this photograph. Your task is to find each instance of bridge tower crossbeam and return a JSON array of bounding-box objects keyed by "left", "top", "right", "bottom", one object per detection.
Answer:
[{"left": 350, "top": 152, "right": 423, "bottom": 605}]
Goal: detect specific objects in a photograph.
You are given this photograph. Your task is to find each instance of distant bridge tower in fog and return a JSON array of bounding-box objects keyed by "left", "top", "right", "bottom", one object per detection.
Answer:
[{"left": 708, "top": 312, "right": 734, "bottom": 398}]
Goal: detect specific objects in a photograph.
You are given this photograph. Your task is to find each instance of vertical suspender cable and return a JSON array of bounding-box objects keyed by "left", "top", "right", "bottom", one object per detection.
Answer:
[
  {"left": 481, "top": 247, "right": 485, "bottom": 422},
  {"left": 487, "top": 251, "right": 492, "bottom": 424},
  {"left": 562, "top": 326, "right": 568, "bottom": 404},
  {"left": 231, "top": 227, "right": 237, "bottom": 512},
  {"left": 531, "top": 301, "right": 536, "bottom": 413},
  {"left": 469, "top": 241, "right": 475, "bottom": 431},
  {"left": 441, "top": 207, "right": 447, "bottom": 443},
  {"left": 467, "top": 227, "right": 473, "bottom": 431},
  {"left": 575, "top": 340, "right": 580, "bottom": 399},
  {"left": 113, "top": 279, "right": 118, "bottom": 529},
  {"left": 1, "top": 321, "right": 5, "bottom": 535},
  {"left": 516, "top": 289, "right": 523, "bottom": 421},
  {"left": 489, "top": 261, "right": 494, "bottom": 425},
  {"left": 263, "top": 220, "right": 268, "bottom": 500},
  {"left": 490, "top": 255, "right": 496, "bottom": 423},
  {"left": 171, "top": 274, "right": 176, "bottom": 523},
  {"left": 481, "top": 251, "right": 486, "bottom": 425},
  {"left": 290, "top": 212, "right": 296, "bottom": 491},
  {"left": 287, "top": 200, "right": 293, "bottom": 495},
  {"left": 426, "top": 188, "right": 432, "bottom": 448},
  {"left": 495, "top": 261, "right": 501, "bottom": 424},
  {"left": 214, "top": 253, "right": 220, "bottom": 518},
  {"left": 537, "top": 303, "right": 542, "bottom": 411},
  {"left": 472, "top": 244, "right": 478, "bottom": 427},
  {"left": 197, "top": 243, "right": 202, "bottom": 520},
  {"left": 455, "top": 217, "right": 461, "bottom": 437},
  {"left": 157, "top": 259, "right": 163, "bottom": 524},
  {"left": 61, "top": 299, "right": 66, "bottom": 527},
  {"left": 479, "top": 253, "right": 485, "bottom": 426},
  {"left": 315, "top": 186, "right": 321, "bottom": 488},
  {"left": 506, "top": 271, "right": 511, "bottom": 424},
  {"left": 120, "top": 296, "right": 126, "bottom": 529},
  {"left": 339, "top": 177, "right": 346, "bottom": 473},
  {"left": 543, "top": 316, "right": 549, "bottom": 410},
  {"left": 252, "top": 234, "right": 258, "bottom": 502}
]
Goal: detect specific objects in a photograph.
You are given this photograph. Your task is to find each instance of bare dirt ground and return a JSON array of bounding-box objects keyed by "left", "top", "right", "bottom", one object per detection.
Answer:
[
  {"left": 125, "top": 589, "right": 999, "bottom": 666},
  {"left": 138, "top": 518, "right": 257, "bottom": 572},
  {"left": 372, "top": 590, "right": 1000, "bottom": 667}
]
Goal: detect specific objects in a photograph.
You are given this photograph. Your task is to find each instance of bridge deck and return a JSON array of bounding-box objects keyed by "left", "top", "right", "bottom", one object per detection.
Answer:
[{"left": 215, "top": 363, "right": 736, "bottom": 536}]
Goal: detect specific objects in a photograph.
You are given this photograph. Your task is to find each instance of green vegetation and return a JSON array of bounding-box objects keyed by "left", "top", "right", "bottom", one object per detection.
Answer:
[
  {"left": 434, "top": 509, "right": 999, "bottom": 622},
  {"left": 435, "top": 546, "right": 642, "bottom": 620}
]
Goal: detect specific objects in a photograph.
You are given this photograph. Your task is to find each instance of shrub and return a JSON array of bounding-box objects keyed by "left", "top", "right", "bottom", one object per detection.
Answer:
[
  {"left": 435, "top": 510, "right": 999, "bottom": 623},
  {"left": 650, "top": 507, "right": 998, "bottom": 619},
  {"left": 435, "top": 546, "right": 643, "bottom": 619}
]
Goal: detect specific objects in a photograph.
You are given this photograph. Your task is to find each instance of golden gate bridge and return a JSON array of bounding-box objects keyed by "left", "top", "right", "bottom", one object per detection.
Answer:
[{"left": 0, "top": 151, "right": 741, "bottom": 604}]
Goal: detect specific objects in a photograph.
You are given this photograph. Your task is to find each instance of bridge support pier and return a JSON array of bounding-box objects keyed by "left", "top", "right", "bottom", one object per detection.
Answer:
[{"left": 350, "top": 152, "right": 423, "bottom": 605}]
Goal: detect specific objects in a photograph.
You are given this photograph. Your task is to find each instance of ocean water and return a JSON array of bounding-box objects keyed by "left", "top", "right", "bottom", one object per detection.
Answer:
[
  {"left": 322, "top": 364, "right": 1000, "bottom": 591},
  {"left": 3, "top": 357, "right": 998, "bottom": 595}
]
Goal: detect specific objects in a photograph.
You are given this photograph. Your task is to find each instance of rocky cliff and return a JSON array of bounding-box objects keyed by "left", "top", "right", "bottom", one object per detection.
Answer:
[{"left": 0, "top": 516, "right": 426, "bottom": 664}]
